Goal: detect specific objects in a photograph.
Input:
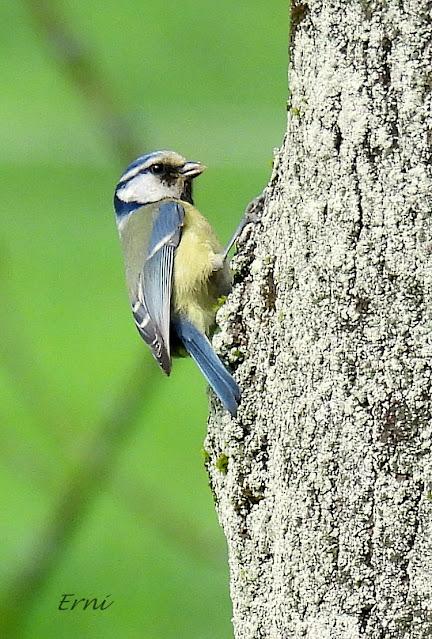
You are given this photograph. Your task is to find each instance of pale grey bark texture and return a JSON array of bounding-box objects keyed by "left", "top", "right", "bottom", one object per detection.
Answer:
[{"left": 206, "top": 1, "right": 432, "bottom": 637}]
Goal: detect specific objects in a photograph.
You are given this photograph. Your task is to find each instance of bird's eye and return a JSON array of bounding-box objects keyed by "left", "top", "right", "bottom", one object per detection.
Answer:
[{"left": 150, "top": 164, "right": 164, "bottom": 175}]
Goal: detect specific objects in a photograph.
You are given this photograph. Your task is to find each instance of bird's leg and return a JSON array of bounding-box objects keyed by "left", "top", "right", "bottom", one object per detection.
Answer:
[{"left": 222, "top": 192, "right": 266, "bottom": 261}]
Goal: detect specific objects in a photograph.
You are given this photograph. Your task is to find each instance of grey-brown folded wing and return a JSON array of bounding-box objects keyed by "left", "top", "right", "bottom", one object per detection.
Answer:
[{"left": 121, "top": 200, "right": 184, "bottom": 374}]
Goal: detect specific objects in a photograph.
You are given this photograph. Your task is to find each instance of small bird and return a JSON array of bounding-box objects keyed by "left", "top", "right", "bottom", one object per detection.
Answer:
[{"left": 113, "top": 150, "right": 241, "bottom": 416}]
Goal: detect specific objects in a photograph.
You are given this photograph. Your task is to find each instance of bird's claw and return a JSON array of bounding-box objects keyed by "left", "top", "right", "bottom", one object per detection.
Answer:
[
  {"left": 244, "top": 192, "right": 266, "bottom": 224},
  {"left": 222, "top": 190, "right": 266, "bottom": 260}
]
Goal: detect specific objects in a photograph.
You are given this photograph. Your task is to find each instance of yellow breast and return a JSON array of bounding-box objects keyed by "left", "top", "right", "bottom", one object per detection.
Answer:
[{"left": 173, "top": 202, "right": 229, "bottom": 335}]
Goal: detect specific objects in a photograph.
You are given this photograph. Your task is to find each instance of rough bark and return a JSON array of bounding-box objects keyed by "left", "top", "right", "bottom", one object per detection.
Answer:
[{"left": 206, "top": 1, "right": 432, "bottom": 637}]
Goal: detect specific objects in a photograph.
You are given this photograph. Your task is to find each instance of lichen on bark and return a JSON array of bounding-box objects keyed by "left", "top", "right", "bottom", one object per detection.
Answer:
[{"left": 206, "top": 1, "right": 432, "bottom": 637}]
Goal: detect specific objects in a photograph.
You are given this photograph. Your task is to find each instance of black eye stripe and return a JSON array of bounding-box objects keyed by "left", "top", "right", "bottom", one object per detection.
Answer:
[{"left": 133, "top": 164, "right": 178, "bottom": 179}]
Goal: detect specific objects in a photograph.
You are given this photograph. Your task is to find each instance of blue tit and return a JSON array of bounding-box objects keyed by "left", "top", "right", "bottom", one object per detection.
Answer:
[{"left": 113, "top": 150, "right": 241, "bottom": 416}]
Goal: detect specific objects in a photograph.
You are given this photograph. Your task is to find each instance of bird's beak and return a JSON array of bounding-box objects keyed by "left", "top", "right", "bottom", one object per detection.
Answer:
[{"left": 179, "top": 161, "right": 206, "bottom": 178}]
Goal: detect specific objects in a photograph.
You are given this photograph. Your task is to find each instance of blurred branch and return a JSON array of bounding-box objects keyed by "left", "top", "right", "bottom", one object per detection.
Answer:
[
  {"left": 0, "top": 336, "right": 66, "bottom": 440},
  {"left": 0, "top": 247, "right": 74, "bottom": 443},
  {"left": 0, "top": 6, "right": 218, "bottom": 635},
  {"left": 22, "top": 0, "right": 145, "bottom": 163},
  {"left": 113, "top": 476, "right": 224, "bottom": 568},
  {"left": 2, "top": 0, "right": 148, "bottom": 431},
  {"left": 0, "top": 356, "right": 158, "bottom": 638},
  {"left": 0, "top": 324, "right": 65, "bottom": 434}
]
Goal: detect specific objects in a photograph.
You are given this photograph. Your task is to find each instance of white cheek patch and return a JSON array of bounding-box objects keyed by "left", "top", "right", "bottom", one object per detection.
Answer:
[{"left": 117, "top": 174, "right": 182, "bottom": 204}]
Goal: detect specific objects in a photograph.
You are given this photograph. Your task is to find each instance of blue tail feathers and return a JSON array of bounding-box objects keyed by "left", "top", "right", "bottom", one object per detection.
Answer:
[{"left": 172, "top": 317, "right": 240, "bottom": 417}]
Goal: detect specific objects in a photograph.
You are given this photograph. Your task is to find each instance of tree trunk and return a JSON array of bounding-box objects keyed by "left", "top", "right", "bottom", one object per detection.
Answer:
[{"left": 206, "top": 1, "right": 432, "bottom": 637}]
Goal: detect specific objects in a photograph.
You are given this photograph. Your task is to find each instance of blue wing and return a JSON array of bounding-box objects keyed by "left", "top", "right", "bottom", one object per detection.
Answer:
[{"left": 132, "top": 201, "right": 184, "bottom": 374}]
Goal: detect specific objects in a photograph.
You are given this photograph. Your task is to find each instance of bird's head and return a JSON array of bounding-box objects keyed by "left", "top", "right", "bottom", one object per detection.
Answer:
[{"left": 114, "top": 150, "right": 206, "bottom": 218}]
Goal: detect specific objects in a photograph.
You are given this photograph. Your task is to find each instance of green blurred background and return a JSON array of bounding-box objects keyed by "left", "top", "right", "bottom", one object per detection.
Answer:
[{"left": 0, "top": 1, "right": 287, "bottom": 637}]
